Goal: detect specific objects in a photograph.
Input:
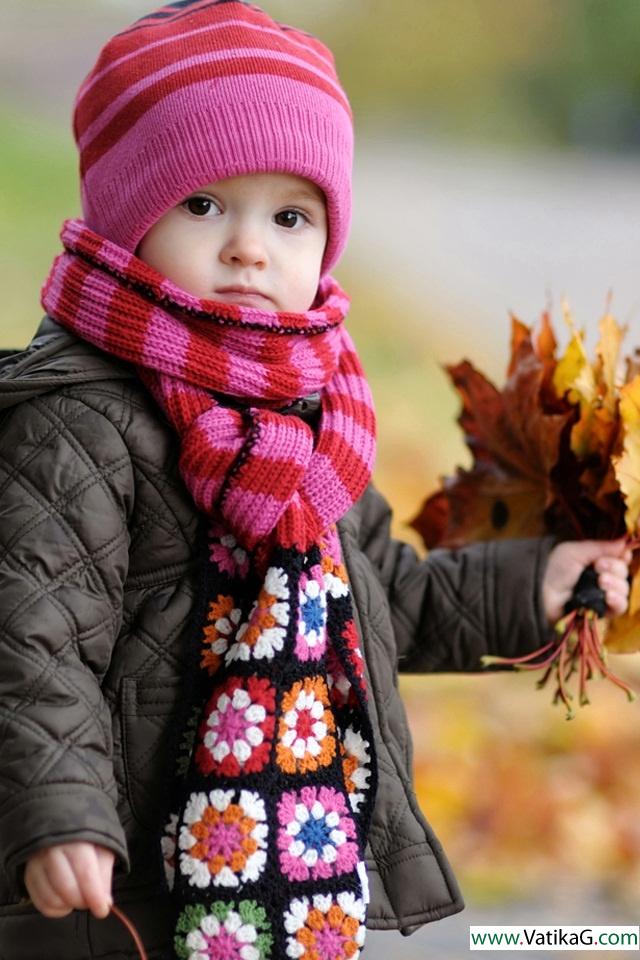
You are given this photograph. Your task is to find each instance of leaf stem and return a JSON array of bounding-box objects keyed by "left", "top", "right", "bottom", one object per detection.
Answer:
[{"left": 481, "top": 606, "right": 637, "bottom": 713}]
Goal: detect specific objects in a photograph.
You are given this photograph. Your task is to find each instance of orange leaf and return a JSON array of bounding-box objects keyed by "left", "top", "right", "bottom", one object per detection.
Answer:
[
  {"left": 502, "top": 352, "right": 571, "bottom": 488},
  {"left": 446, "top": 357, "right": 569, "bottom": 485},
  {"left": 534, "top": 309, "right": 557, "bottom": 364},
  {"left": 412, "top": 333, "right": 571, "bottom": 548},
  {"left": 411, "top": 467, "right": 547, "bottom": 549},
  {"left": 508, "top": 314, "right": 533, "bottom": 378}
]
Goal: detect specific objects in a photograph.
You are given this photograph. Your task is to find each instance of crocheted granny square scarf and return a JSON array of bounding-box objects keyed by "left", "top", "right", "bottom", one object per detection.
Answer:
[{"left": 42, "top": 220, "right": 379, "bottom": 960}]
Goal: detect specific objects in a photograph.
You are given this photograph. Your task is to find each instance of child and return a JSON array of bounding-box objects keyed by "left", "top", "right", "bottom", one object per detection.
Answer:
[{"left": 0, "top": 2, "right": 631, "bottom": 958}]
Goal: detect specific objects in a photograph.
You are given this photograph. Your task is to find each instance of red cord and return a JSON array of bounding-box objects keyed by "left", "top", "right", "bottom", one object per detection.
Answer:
[{"left": 110, "top": 904, "right": 148, "bottom": 960}]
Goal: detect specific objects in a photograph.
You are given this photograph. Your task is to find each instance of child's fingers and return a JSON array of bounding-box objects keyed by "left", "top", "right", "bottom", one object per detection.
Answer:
[
  {"left": 44, "top": 847, "right": 86, "bottom": 911},
  {"left": 603, "top": 588, "right": 629, "bottom": 617},
  {"left": 598, "top": 571, "right": 630, "bottom": 595},
  {"left": 25, "top": 843, "right": 115, "bottom": 919},
  {"left": 598, "top": 570, "right": 630, "bottom": 611},
  {"left": 24, "top": 862, "right": 72, "bottom": 918},
  {"left": 594, "top": 556, "right": 630, "bottom": 581},
  {"left": 594, "top": 553, "right": 632, "bottom": 617},
  {"left": 95, "top": 847, "right": 115, "bottom": 910},
  {"left": 543, "top": 538, "right": 633, "bottom": 623},
  {"left": 65, "top": 846, "right": 112, "bottom": 919}
]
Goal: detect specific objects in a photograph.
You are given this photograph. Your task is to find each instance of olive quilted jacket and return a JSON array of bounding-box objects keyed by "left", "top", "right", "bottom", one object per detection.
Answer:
[{"left": 0, "top": 318, "right": 554, "bottom": 959}]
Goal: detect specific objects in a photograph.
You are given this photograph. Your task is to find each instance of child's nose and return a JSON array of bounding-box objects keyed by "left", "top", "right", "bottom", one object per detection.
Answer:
[{"left": 219, "top": 224, "right": 267, "bottom": 269}]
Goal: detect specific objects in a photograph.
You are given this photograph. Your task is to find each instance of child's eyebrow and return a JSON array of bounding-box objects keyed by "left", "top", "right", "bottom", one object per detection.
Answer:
[{"left": 285, "top": 191, "right": 325, "bottom": 205}]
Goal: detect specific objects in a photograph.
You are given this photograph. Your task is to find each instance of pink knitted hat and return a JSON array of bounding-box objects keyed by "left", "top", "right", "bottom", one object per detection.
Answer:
[{"left": 73, "top": 0, "right": 353, "bottom": 275}]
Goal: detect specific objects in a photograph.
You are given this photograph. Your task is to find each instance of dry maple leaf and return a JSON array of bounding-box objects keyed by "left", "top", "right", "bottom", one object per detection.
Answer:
[
  {"left": 412, "top": 317, "right": 573, "bottom": 548},
  {"left": 412, "top": 306, "right": 640, "bottom": 716}
]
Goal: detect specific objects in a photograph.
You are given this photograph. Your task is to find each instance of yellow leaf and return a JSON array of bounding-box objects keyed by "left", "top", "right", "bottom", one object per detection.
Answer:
[
  {"left": 612, "top": 375, "right": 640, "bottom": 534},
  {"left": 553, "top": 329, "right": 596, "bottom": 406},
  {"left": 629, "top": 565, "right": 640, "bottom": 617},
  {"left": 605, "top": 570, "right": 640, "bottom": 652},
  {"left": 569, "top": 401, "right": 618, "bottom": 462},
  {"left": 554, "top": 307, "right": 622, "bottom": 462},
  {"left": 604, "top": 614, "right": 640, "bottom": 653},
  {"left": 618, "top": 375, "right": 640, "bottom": 426},
  {"left": 595, "top": 311, "right": 626, "bottom": 413}
]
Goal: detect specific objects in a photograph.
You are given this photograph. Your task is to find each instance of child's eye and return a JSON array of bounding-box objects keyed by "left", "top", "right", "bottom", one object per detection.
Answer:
[
  {"left": 182, "top": 195, "right": 221, "bottom": 217},
  {"left": 274, "top": 209, "right": 307, "bottom": 229}
]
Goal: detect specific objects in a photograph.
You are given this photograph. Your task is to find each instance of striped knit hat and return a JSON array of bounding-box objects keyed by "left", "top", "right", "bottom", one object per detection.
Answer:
[{"left": 73, "top": 0, "right": 353, "bottom": 275}]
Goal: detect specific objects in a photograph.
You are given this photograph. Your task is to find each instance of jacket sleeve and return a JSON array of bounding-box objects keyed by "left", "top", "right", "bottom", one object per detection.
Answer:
[
  {"left": 0, "top": 389, "right": 134, "bottom": 885},
  {"left": 357, "top": 484, "right": 555, "bottom": 673}
]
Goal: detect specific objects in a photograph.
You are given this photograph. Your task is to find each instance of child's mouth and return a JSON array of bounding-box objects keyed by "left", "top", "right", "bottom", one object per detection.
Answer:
[{"left": 214, "top": 286, "right": 273, "bottom": 308}]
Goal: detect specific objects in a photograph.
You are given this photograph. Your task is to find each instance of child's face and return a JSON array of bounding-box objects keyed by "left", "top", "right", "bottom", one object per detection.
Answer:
[{"left": 137, "top": 172, "right": 328, "bottom": 312}]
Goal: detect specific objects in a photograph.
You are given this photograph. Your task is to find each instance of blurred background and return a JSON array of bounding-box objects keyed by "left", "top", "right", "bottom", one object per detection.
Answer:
[{"left": 3, "top": 2, "right": 640, "bottom": 956}]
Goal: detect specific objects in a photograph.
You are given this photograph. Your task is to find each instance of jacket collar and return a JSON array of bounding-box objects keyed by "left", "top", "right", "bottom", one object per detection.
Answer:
[
  {"left": 0, "top": 316, "right": 134, "bottom": 413},
  {"left": 0, "top": 316, "right": 321, "bottom": 426}
]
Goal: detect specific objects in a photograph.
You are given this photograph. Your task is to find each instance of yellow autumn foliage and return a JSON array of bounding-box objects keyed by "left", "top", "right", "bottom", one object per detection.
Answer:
[{"left": 613, "top": 376, "right": 640, "bottom": 535}]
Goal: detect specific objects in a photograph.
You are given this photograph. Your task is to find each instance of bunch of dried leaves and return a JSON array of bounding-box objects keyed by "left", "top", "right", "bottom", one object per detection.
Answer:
[{"left": 411, "top": 303, "right": 640, "bottom": 717}]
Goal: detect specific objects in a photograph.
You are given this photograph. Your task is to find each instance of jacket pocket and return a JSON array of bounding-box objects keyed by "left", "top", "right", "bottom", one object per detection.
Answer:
[{"left": 120, "top": 677, "right": 183, "bottom": 830}]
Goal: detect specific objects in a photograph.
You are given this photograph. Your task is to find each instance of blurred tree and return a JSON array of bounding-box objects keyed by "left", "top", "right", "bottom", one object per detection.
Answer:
[
  {"left": 269, "top": 0, "right": 640, "bottom": 148},
  {"left": 4, "top": 0, "right": 640, "bottom": 148}
]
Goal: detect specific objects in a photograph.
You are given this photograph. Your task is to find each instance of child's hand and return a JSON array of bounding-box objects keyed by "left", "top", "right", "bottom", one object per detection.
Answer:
[
  {"left": 543, "top": 539, "right": 632, "bottom": 624},
  {"left": 24, "top": 841, "right": 114, "bottom": 919}
]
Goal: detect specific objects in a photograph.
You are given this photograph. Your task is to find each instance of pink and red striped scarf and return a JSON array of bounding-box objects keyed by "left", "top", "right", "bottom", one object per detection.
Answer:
[
  {"left": 42, "top": 219, "right": 378, "bottom": 959},
  {"left": 42, "top": 219, "right": 376, "bottom": 568}
]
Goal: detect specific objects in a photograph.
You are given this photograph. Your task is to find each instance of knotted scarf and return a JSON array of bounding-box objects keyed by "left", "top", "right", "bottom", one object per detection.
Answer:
[{"left": 42, "top": 219, "right": 379, "bottom": 960}]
